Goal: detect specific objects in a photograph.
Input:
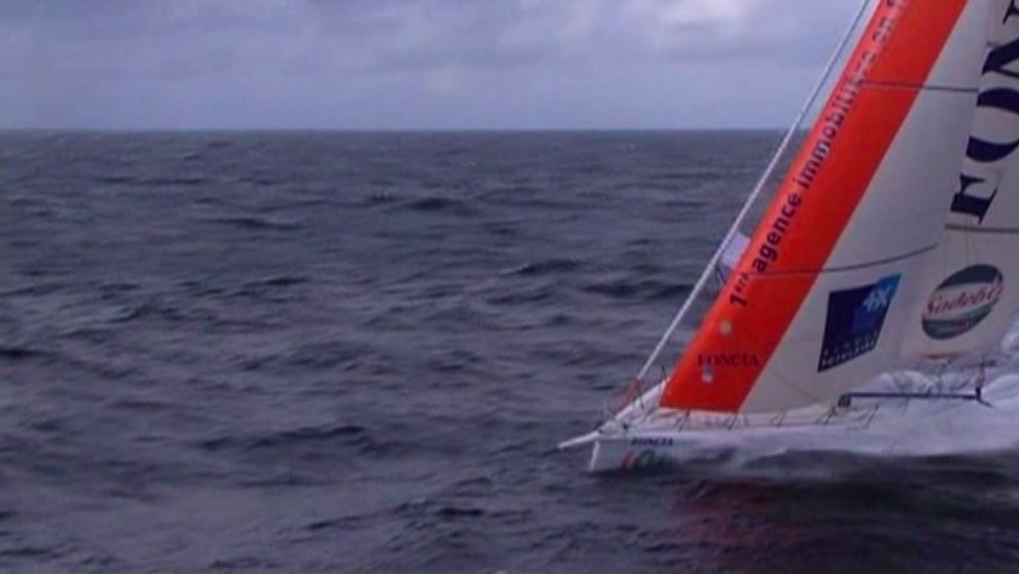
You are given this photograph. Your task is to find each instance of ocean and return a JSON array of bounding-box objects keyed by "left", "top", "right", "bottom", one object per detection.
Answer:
[{"left": 2, "top": 130, "right": 1019, "bottom": 573}]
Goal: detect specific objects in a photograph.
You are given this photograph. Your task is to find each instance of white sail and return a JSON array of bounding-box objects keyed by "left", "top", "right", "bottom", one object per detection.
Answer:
[
  {"left": 901, "top": 0, "right": 1019, "bottom": 364},
  {"left": 657, "top": 0, "right": 993, "bottom": 414}
]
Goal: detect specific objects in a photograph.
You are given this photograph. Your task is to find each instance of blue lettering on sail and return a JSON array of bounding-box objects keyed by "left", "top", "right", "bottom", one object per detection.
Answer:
[
  {"left": 952, "top": 1, "right": 1019, "bottom": 222},
  {"left": 818, "top": 274, "right": 901, "bottom": 372}
]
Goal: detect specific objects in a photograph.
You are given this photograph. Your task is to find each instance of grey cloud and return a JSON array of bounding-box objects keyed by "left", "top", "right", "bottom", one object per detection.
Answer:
[
  {"left": 0, "top": 0, "right": 867, "bottom": 129},
  {"left": 3, "top": 0, "right": 857, "bottom": 75}
]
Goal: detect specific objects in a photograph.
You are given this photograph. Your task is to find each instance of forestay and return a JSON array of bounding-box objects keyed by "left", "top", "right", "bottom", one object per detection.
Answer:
[{"left": 658, "top": 0, "right": 993, "bottom": 414}]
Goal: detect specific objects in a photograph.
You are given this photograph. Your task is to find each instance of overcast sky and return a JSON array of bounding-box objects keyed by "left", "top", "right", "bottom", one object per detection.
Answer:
[{"left": 0, "top": 0, "right": 865, "bottom": 130}]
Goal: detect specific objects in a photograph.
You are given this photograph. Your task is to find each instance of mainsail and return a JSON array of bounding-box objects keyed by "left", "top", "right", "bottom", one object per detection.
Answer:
[
  {"left": 658, "top": 0, "right": 993, "bottom": 414},
  {"left": 901, "top": 1, "right": 1019, "bottom": 364}
]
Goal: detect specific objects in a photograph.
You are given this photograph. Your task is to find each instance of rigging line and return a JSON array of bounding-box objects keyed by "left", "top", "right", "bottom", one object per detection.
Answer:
[{"left": 617, "top": 0, "right": 874, "bottom": 418}]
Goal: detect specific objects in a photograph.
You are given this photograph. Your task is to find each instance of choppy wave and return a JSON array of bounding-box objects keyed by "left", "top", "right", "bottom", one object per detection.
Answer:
[
  {"left": 204, "top": 216, "right": 302, "bottom": 231},
  {"left": 581, "top": 277, "right": 692, "bottom": 301},
  {"left": 500, "top": 258, "right": 582, "bottom": 277},
  {"left": 2, "top": 130, "right": 1018, "bottom": 574},
  {"left": 403, "top": 196, "right": 480, "bottom": 217}
]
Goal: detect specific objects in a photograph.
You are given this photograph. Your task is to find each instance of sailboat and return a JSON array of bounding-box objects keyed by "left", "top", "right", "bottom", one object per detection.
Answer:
[{"left": 561, "top": 0, "right": 1019, "bottom": 473}]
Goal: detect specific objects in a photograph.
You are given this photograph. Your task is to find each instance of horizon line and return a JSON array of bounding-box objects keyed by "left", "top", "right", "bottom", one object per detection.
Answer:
[{"left": 0, "top": 126, "right": 795, "bottom": 133}]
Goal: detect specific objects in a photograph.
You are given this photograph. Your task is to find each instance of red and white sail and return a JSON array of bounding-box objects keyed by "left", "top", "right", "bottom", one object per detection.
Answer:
[
  {"left": 901, "top": 0, "right": 1019, "bottom": 364},
  {"left": 659, "top": 0, "right": 993, "bottom": 414}
]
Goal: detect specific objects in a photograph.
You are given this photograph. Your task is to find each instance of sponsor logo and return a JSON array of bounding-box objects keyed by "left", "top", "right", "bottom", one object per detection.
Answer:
[
  {"left": 696, "top": 353, "right": 761, "bottom": 368},
  {"left": 922, "top": 265, "right": 1004, "bottom": 340},
  {"left": 818, "top": 274, "right": 901, "bottom": 372},
  {"left": 621, "top": 449, "right": 671, "bottom": 472},
  {"left": 697, "top": 352, "right": 761, "bottom": 384},
  {"left": 950, "top": 2, "right": 1019, "bottom": 223},
  {"left": 630, "top": 437, "right": 675, "bottom": 447}
]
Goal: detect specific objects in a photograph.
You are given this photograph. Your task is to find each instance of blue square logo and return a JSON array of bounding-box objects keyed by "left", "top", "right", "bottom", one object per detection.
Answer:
[{"left": 818, "top": 274, "right": 900, "bottom": 372}]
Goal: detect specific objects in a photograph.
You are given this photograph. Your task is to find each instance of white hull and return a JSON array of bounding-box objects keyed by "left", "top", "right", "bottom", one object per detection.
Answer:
[
  {"left": 570, "top": 372, "right": 1019, "bottom": 474},
  {"left": 582, "top": 402, "right": 880, "bottom": 473}
]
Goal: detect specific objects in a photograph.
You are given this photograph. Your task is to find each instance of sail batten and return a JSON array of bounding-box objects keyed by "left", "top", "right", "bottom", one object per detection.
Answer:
[
  {"left": 861, "top": 81, "right": 978, "bottom": 93},
  {"left": 734, "top": 243, "right": 939, "bottom": 279},
  {"left": 944, "top": 224, "right": 1019, "bottom": 234},
  {"left": 658, "top": 0, "right": 991, "bottom": 414}
]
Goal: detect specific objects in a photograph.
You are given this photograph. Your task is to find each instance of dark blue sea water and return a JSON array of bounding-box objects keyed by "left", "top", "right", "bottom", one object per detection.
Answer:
[{"left": 3, "top": 130, "right": 1019, "bottom": 573}]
